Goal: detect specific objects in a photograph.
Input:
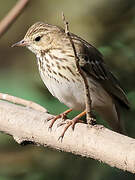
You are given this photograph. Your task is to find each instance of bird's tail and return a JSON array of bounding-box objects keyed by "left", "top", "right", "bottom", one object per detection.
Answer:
[{"left": 97, "top": 102, "right": 126, "bottom": 135}]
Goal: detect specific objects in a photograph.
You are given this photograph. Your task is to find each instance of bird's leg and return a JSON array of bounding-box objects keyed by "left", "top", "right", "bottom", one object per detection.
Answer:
[
  {"left": 58, "top": 110, "right": 86, "bottom": 140},
  {"left": 48, "top": 108, "right": 72, "bottom": 129},
  {"left": 86, "top": 111, "right": 97, "bottom": 126}
]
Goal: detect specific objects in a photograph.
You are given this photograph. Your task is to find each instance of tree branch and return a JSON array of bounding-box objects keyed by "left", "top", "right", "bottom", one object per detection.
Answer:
[
  {"left": 0, "top": 93, "right": 47, "bottom": 112},
  {"left": 0, "top": 0, "right": 30, "bottom": 37},
  {"left": 0, "top": 100, "right": 135, "bottom": 174}
]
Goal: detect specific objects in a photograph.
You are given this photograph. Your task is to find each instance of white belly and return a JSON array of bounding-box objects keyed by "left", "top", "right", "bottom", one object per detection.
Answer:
[
  {"left": 40, "top": 71, "right": 85, "bottom": 110},
  {"left": 39, "top": 70, "right": 114, "bottom": 112}
]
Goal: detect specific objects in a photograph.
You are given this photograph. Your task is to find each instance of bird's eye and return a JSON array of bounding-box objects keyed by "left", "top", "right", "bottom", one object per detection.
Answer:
[{"left": 34, "top": 36, "right": 41, "bottom": 42}]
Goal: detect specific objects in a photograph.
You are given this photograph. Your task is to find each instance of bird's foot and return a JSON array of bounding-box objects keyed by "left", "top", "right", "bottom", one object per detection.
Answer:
[
  {"left": 58, "top": 118, "right": 83, "bottom": 141},
  {"left": 58, "top": 111, "right": 86, "bottom": 141},
  {"left": 47, "top": 108, "right": 72, "bottom": 130}
]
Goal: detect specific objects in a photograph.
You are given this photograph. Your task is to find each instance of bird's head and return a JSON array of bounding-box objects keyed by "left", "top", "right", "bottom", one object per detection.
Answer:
[{"left": 12, "top": 22, "right": 65, "bottom": 55}]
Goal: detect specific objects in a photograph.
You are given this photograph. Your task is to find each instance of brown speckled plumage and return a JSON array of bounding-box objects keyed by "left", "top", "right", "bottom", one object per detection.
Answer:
[{"left": 12, "top": 21, "right": 130, "bottom": 136}]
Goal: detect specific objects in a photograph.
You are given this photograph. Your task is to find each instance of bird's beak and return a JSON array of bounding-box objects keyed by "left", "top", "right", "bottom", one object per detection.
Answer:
[{"left": 11, "top": 39, "right": 28, "bottom": 47}]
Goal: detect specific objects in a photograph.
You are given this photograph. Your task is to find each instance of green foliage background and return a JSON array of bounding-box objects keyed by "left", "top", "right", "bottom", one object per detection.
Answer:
[{"left": 0, "top": 0, "right": 135, "bottom": 179}]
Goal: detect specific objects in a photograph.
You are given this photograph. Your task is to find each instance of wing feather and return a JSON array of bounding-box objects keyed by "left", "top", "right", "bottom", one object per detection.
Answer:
[{"left": 71, "top": 34, "right": 130, "bottom": 109}]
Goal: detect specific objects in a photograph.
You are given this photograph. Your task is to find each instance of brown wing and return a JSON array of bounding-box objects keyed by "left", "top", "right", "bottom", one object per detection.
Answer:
[{"left": 72, "top": 34, "right": 130, "bottom": 109}]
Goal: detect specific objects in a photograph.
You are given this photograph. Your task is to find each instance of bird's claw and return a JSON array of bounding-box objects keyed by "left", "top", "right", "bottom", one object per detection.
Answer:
[
  {"left": 47, "top": 116, "right": 55, "bottom": 121},
  {"left": 57, "top": 119, "right": 83, "bottom": 140}
]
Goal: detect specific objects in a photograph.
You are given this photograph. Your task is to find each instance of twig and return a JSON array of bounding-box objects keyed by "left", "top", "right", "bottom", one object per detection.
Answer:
[
  {"left": 62, "top": 13, "right": 93, "bottom": 124},
  {"left": 0, "top": 0, "right": 30, "bottom": 37},
  {"left": 0, "top": 93, "right": 47, "bottom": 112}
]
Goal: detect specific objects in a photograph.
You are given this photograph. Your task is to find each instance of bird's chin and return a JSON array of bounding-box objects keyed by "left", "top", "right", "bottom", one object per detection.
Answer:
[{"left": 27, "top": 46, "right": 37, "bottom": 55}]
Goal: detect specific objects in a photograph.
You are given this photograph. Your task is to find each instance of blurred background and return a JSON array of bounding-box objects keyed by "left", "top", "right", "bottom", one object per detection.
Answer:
[{"left": 0, "top": 0, "right": 135, "bottom": 179}]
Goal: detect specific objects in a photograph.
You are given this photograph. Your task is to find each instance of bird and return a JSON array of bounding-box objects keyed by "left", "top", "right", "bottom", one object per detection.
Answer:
[{"left": 12, "top": 22, "right": 130, "bottom": 138}]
